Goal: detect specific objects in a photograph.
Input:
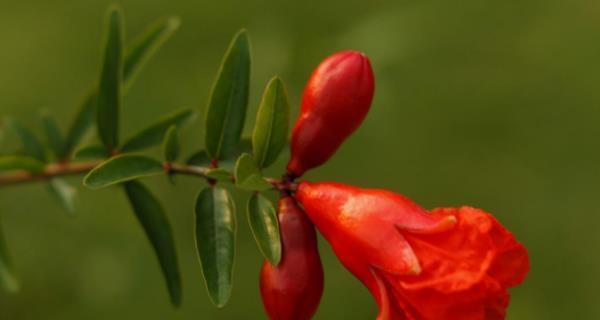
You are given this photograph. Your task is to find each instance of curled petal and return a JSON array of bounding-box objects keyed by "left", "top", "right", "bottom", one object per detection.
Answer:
[
  {"left": 372, "top": 266, "right": 425, "bottom": 320},
  {"left": 370, "top": 267, "right": 393, "bottom": 320},
  {"left": 368, "top": 229, "right": 421, "bottom": 276}
]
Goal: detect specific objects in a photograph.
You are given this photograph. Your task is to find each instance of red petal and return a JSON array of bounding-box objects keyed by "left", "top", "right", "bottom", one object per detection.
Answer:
[
  {"left": 367, "top": 228, "right": 421, "bottom": 276},
  {"left": 371, "top": 267, "right": 393, "bottom": 320},
  {"left": 370, "top": 267, "right": 414, "bottom": 320},
  {"left": 383, "top": 206, "right": 529, "bottom": 319}
]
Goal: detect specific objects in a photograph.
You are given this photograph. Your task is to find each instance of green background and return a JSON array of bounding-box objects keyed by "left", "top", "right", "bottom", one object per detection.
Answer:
[{"left": 1, "top": 0, "right": 598, "bottom": 318}]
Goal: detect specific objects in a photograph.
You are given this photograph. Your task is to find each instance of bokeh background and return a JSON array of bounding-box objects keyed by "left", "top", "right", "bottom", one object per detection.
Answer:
[{"left": 1, "top": 0, "right": 599, "bottom": 319}]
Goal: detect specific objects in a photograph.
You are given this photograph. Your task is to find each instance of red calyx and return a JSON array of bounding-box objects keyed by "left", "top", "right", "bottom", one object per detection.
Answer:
[
  {"left": 296, "top": 181, "right": 529, "bottom": 320},
  {"left": 287, "top": 50, "right": 375, "bottom": 177},
  {"left": 259, "top": 195, "right": 324, "bottom": 320}
]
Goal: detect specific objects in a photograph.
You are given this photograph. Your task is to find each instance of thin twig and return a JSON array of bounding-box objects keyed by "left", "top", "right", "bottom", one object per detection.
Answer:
[
  {"left": 0, "top": 160, "right": 102, "bottom": 187},
  {"left": 0, "top": 159, "right": 298, "bottom": 192},
  {"left": 169, "top": 163, "right": 297, "bottom": 191},
  {"left": 169, "top": 163, "right": 211, "bottom": 177}
]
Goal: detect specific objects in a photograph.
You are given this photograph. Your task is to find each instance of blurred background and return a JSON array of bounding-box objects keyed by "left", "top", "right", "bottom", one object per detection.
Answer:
[{"left": 1, "top": 0, "right": 599, "bottom": 318}]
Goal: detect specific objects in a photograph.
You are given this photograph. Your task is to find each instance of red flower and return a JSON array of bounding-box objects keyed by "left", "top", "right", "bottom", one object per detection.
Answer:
[{"left": 296, "top": 181, "right": 529, "bottom": 320}]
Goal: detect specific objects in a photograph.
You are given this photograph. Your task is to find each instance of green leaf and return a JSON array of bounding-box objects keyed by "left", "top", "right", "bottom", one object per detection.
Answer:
[
  {"left": 123, "top": 16, "right": 180, "bottom": 91},
  {"left": 40, "top": 111, "right": 64, "bottom": 159},
  {"left": 0, "top": 218, "right": 19, "bottom": 293},
  {"left": 84, "top": 154, "right": 164, "bottom": 189},
  {"left": 247, "top": 193, "right": 281, "bottom": 264},
  {"left": 0, "top": 156, "right": 45, "bottom": 173},
  {"left": 234, "top": 153, "right": 272, "bottom": 191},
  {"left": 121, "top": 109, "right": 196, "bottom": 152},
  {"left": 206, "top": 168, "right": 233, "bottom": 181},
  {"left": 62, "top": 91, "right": 96, "bottom": 158},
  {"left": 204, "top": 30, "right": 251, "bottom": 160},
  {"left": 96, "top": 6, "right": 124, "bottom": 150},
  {"left": 5, "top": 118, "right": 45, "bottom": 161},
  {"left": 62, "top": 17, "right": 180, "bottom": 157},
  {"left": 194, "top": 187, "right": 236, "bottom": 308},
  {"left": 124, "top": 181, "right": 182, "bottom": 306},
  {"left": 48, "top": 178, "right": 77, "bottom": 216},
  {"left": 222, "top": 137, "right": 252, "bottom": 159},
  {"left": 186, "top": 150, "right": 211, "bottom": 167},
  {"left": 0, "top": 126, "right": 6, "bottom": 155},
  {"left": 74, "top": 144, "right": 108, "bottom": 161},
  {"left": 252, "top": 77, "right": 290, "bottom": 168},
  {"left": 162, "top": 126, "right": 179, "bottom": 162},
  {"left": 187, "top": 138, "right": 252, "bottom": 171},
  {"left": 220, "top": 138, "right": 252, "bottom": 170}
]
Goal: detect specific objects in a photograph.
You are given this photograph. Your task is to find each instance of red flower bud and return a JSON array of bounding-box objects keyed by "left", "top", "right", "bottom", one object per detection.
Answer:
[
  {"left": 287, "top": 51, "right": 375, "bottom": 177},
  {"left": 296, "top": 182, "right": 529, "bottom": 320},
  {"left": 259, "top": 195, "right": 324, "bottom": 320}
]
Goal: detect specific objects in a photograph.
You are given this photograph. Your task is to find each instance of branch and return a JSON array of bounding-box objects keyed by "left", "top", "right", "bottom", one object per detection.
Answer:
[
  {"left": 0, "top": 161, "right": 102, "bottom": 187},
  {"left": 0, "top": 160, "right": 297, "bottom": 191},
  {"left": 168, "top": 163, "right": 296, "bottom": 191}
]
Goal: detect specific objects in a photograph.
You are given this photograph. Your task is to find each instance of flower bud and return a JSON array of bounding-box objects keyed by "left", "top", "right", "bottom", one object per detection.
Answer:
[
  {"left": 287, "top": 51, "right": 375, "bottom": 177},
  {"left": 259, "top": 196, "right": 324, "bottom": 320},
  {"left": 296, "top": 181, "right": 529, "bottom": 320}
]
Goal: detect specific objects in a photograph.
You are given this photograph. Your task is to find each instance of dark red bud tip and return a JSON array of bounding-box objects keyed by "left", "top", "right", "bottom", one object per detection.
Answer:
[{"left": 287, "top": 50, "right": 375, "bottom": 177}]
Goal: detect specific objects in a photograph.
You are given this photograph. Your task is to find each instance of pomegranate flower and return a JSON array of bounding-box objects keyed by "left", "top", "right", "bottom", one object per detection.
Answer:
[{"left": 296, "top": 181, "right": 529, "bottom": 320}]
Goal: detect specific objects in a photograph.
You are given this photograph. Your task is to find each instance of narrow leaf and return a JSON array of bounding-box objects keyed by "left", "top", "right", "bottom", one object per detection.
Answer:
[
  {"left": 84, "top": 154, "right": 164, "bottom": 189},
  {"left": 121, "top": 109, "right": 196, "bottom": 152},
  {"left": 236, "top": 173, "right": 271, "bottom": 192},
  {"left": 234, "top": 153, "right": 272, "bottom": 191},
  {"left": 48, "top": 178, "right": 77, "bottom": 216},
  {"left": 124, "top": 181, "right": 182, "bottom": 306},
  {"left": 123, "top": 16, "right": 180, "bottom": 90},
  {"left": 220, "top": 138, "right": 252, "bottom": 170},
  {"left": 186, "top": 150, "right": 211, "bottom": 167},
  {"left": 204, "top": 30, "right": 251, "bottom": 160},
  {"left": 5, "top": 118, "right": 45, "bottom": 161},
  {"left": 40, "top": 111, "right": 64, "bottom": 159},
  {"left": 252, "top": 77, "right": 290, "bottom": 168},
  {"left": 223, "top": 137, "right": 252, "bottom": 159},
  {"left": 206, "top": 168, "right": 233, "bottom": 181},
  {"left": 74, "top": 144, "right": 108, "bottom": 161},
  {"left": 187, "top": 138, "right": 252, "bottom": 170},
  {"left": 96, "top": 6, "right": 124, "bottom": 150},
  {"left": 63, "top": 17, "right": 180, "bottom": 157},
  {"left": 194, "top": 187, "right": 236, "bottom": 308},
  {"left": 162, "top": 126, "right": 179, "bottom": 162},
  {"left": 0, "top": 125, "right": 6, "bottom": 154},
  {"left": 0, "top": 218, "right": 19, "bottom": 293},
  {"left": 62, "top": 91, "right": 96, "bottom": 158},
  {"left": 247, "top": 193, "right": 281, "bottom": 264},
  {"left": 0, "top": 156, "right": 45, "bottom": 173}
]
